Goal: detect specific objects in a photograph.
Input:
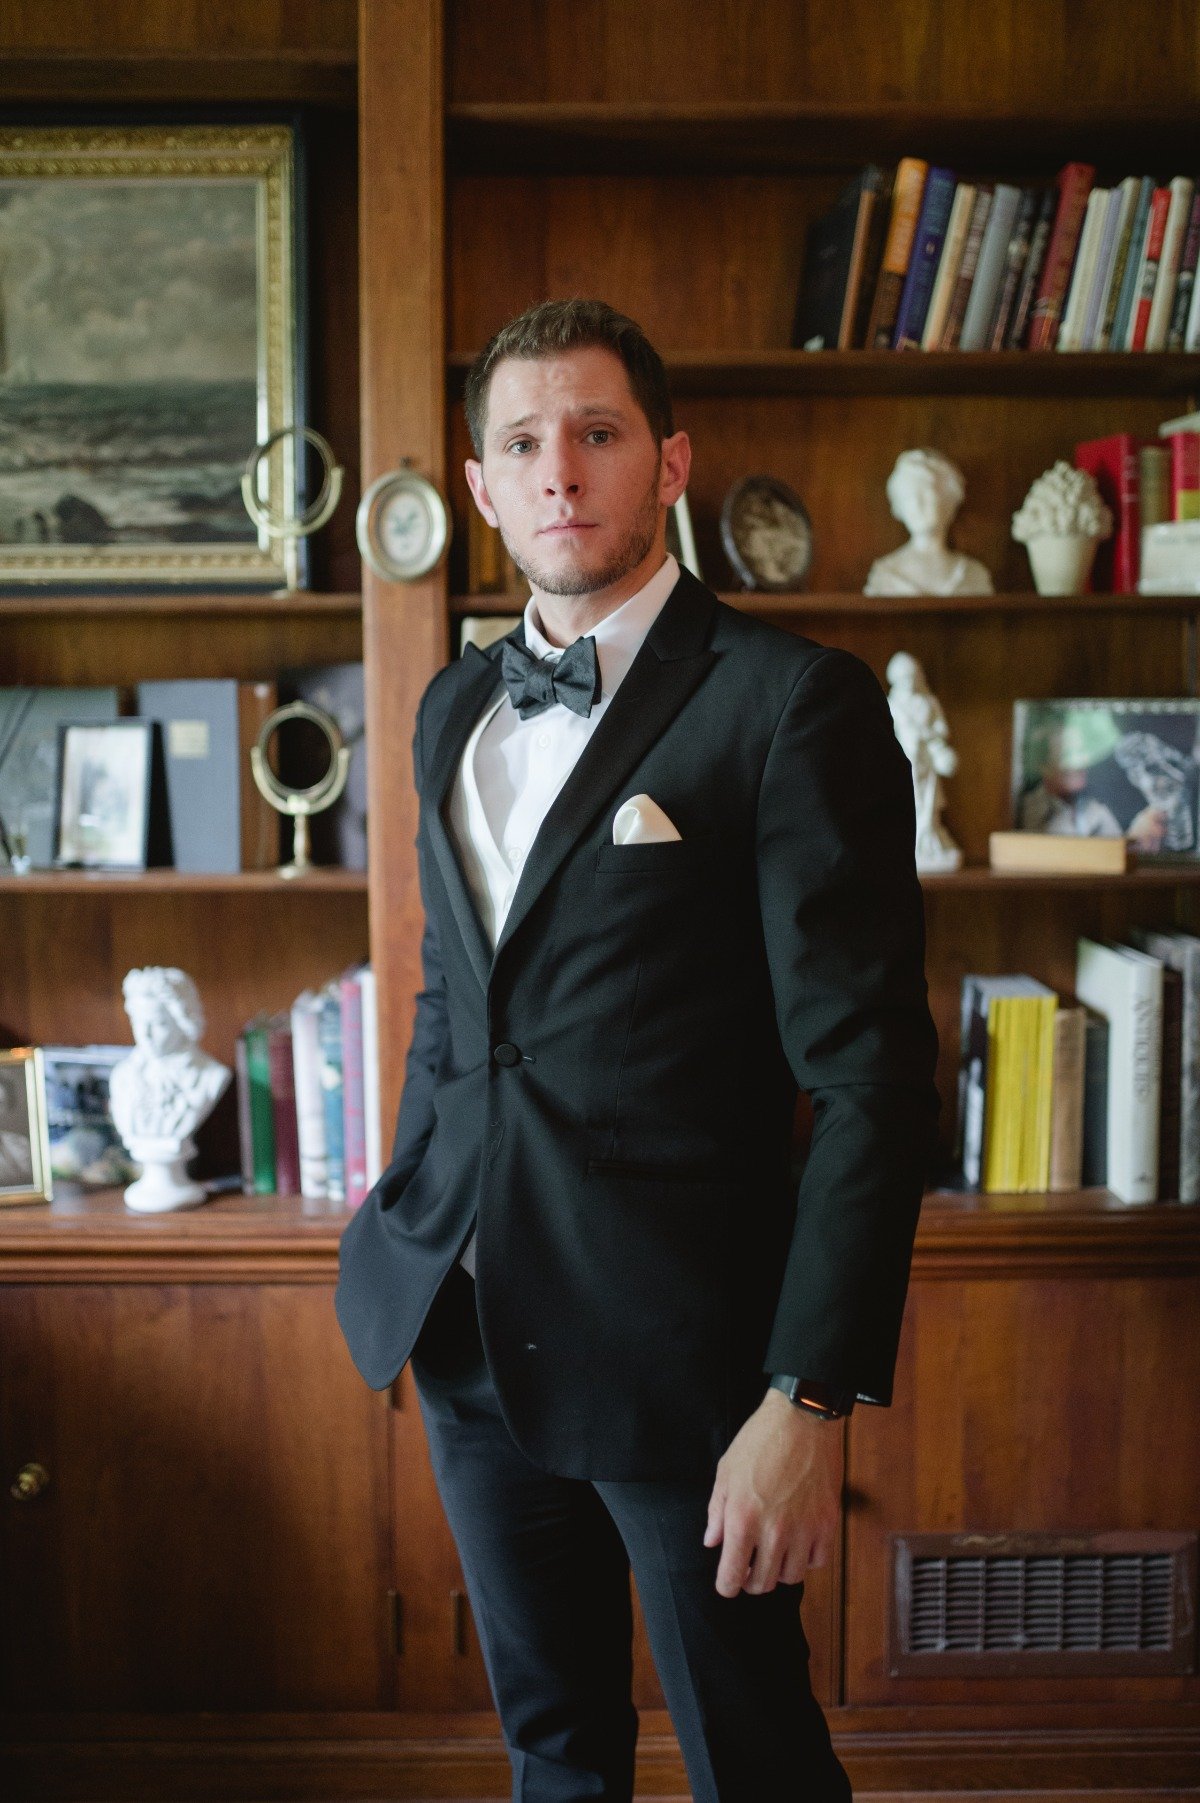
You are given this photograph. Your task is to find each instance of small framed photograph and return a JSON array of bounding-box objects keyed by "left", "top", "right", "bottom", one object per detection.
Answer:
[
  {"left": 720, "top": 474, "right": 813, "bottom": 592},
  {"left": 0, "top": 1047, "right": 53, "bottom": 1205},
  {"left": 43, "top": 1045, "right": 139, "bottom": 1189},
  {"left": 53, "top": 720, "right": 155, "bottom": 869},
  {"left": 1012, "top": 698, "right": 1200, "bottom": 858}
]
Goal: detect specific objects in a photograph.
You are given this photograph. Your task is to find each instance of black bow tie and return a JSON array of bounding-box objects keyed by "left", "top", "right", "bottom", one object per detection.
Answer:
[{"left": 500, "top": 632, "right": 602, "bottom": 719}]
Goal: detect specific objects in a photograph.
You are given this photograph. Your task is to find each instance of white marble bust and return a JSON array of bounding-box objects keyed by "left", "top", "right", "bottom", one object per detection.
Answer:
[
  {"left": 865, "top": 448, "right": 994, "bottom": 597},
  {"left": 110, "top": 967, "right": 231, "bottom": 1212},
  {"left": 886, "top": 650, "right": 963, "bottom": 873}
]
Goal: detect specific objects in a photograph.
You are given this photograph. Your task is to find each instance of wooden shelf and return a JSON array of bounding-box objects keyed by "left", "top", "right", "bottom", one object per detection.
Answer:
[
  {"left": 448, "top": 346, "right": 1200, "bottom": 399},
  {"left": 921, "top": 862, "right": 1200, "bottom": 890},
  {"left": 445, "top": 100, "right": 1200, "bottom": 176},
  {"left": 0, "top": 870, "right": 368, "bottom": 894},
  {"left": 451, "top": 589, "right": 1200, "bottom": 618},
  {"left": 0, "top": 590, "right": 362, "bottom": 617},
  {"left": 0, "top": 49, "right": 357, "bottom": 107}
]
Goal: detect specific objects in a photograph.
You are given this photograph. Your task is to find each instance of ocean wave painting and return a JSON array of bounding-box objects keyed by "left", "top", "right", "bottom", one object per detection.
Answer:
[{"left": 0, "top": 127, "right": 301, "bottom": 586}]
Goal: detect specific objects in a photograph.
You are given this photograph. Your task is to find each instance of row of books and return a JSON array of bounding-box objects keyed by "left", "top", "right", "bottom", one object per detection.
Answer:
[
  {"left": 795, "top": 159, "right": 1200, "bottom": 356},
  {"left": 954, "top": 930, "right": 1200, "bottom": 1204},
  {"left": 0, "top": 667, "right": 365, "bottom": 874},
  {"left": 1075, "top": 417, "right": 1199, "bottom": 592},
  {"left": 234, "top": 964, "right": 381, "bottom": 1206}
]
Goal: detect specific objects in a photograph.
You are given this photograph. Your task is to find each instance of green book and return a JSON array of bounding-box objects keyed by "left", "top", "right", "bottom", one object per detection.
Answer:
[{"left": 243, "top": 1014, "right": 277, "bottom": 1194}]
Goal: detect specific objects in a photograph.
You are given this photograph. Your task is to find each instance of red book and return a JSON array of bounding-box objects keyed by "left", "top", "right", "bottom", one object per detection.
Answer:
[
  {"left": 1127, "top": 185, "right": 1172, "bottom": 351},
  {"left": 266, "top": 1014, "right": 301, "bottom": 1197},
  {"left": 1167, "top": 431, "right": 1200, "bottom": 520},
  {"left": 1027, "top": 162, "right": 1095, "bottom": 350},
  {"left": 1074, "top": 433, "right": 1142, "bottom": 592},
  {"left": 340, "top": 967, "right": 369, "bottom": 1208}
]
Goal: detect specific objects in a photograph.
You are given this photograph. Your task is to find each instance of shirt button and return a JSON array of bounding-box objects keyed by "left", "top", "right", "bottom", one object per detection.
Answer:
[{"left": 537, "top": 731, "right": 551, "bottom": 748}]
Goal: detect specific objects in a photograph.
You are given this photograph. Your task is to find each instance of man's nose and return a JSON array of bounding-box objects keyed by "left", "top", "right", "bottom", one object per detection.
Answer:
[{"left": 542, "top": 440, "right": 582, "bottom": 495}]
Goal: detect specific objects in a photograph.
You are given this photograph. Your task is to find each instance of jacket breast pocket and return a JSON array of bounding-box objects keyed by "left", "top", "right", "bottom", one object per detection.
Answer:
[{"left": 594, "top": 830, "right": 718, "bottom": 875}]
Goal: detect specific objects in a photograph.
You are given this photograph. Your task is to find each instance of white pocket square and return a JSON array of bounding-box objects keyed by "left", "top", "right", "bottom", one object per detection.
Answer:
[{"left": 612, "top": 793, "right": 682, "bottom": 844}]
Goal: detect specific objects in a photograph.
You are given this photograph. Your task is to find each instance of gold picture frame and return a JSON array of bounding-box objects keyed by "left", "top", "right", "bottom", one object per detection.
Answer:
[
  {"left": 0, "top": 1047, "right": 53, "bottom": 1205},
  {"left": 0, "top": 123, "right": 303, "bottom": 590}
]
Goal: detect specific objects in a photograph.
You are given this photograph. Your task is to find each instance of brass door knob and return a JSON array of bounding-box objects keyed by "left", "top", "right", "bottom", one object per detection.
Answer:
[{"left": 10, "top": 1461, "right": 50, "bottom": 1501}]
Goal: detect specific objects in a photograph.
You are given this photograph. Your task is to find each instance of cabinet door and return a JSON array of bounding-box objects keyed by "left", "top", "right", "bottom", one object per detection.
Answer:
[{"left": 1, "top": 1282, "right": 392, "bottom": 1711}]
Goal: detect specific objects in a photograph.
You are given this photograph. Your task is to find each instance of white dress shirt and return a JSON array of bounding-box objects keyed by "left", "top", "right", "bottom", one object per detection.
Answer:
[{"left": 448, "top": 551, "right": 680, "bottom": 1276}]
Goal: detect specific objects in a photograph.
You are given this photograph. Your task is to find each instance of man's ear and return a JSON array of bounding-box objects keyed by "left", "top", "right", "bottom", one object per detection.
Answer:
[
  {"left": 658, "top": 430, "right": 692, "bottom": 510},
  {"left": 465, "top": 458, "right": 499, "bottom": 528}
]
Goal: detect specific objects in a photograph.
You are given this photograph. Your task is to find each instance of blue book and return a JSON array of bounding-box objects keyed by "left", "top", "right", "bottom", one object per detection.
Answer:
[
  {"left": 317, "top": 983, "right": 346, "bottom": 1202},
  {"left": 892, "top": 167, "right": 958, "bottom": 349},
  {"left": 1110, "top": 176, "right": 1154, "bottom": 351},
  {"left": 136, "top": 679, "right": 240, "bottom": 874}
]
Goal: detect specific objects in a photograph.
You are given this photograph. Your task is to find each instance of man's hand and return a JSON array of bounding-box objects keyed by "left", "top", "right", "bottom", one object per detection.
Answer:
[{"left": 703, "top": 1388, "right": 844, "bottom": 1597}]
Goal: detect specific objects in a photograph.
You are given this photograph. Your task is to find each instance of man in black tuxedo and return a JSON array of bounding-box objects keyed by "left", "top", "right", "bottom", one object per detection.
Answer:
[{"left": 335, "top": 298, "right": 940, "bottom": 1801}]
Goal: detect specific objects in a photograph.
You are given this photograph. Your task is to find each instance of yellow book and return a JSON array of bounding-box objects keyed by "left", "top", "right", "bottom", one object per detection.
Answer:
[
  {"left": 1032, "top": 993, "right": 1059, "bottom": 1189},
  {"left": 982, "top": 995, "right": 1008, "bottom": 1190}
]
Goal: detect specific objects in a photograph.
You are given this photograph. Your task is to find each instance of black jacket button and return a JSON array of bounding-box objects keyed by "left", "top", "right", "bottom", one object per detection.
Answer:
[{"left": 493, "top": 1042, "right": 522, "bottom": 1066}]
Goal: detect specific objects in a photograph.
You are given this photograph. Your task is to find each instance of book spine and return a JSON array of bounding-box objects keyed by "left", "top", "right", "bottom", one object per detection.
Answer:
[
  {"left": 340, "top": 971, "right": 368, "bottom": 1208},
  {"left": 234, "top": 1033, "right": 256, "bottom": 1195},
  {"left": 1095, "top": 179, "right": 1140, "bottom": 349},
  {"left": 865, "top": 157, "right": 928, "bottom": 349},
  {"left": 1111, "top": 967, "right": 1161, "bottom": 1202},
  {"left": 1167, "top": 189, "right": 1200, "bottom": 350},
  {"left": 1028, "top": 162, "right": 1096, "bottom": 351},
  {"left": 267, "top": 1021, "right": 301, "bottom": 1197},
  {"left": 1145, "top": 176, "right": 1194, "bottom": 351},
  {"left": 921, "top": 182, "right": 974, "bottom": 350},
  {"left": 1158, "top": 967, "right": 1183, "bottom": 1202},
  {"left": 1081, "top": 1014, "right": 1109, "bottom": 1187},
  {"left": 359, "top": 965, "right": 382, "bottom": 1185},
  {"left": 1049, "top": 1006, "right": 1085, "bottom": 1191},
  {"left": 237, "top": 680, "right": 279, "bottom": 871},
  {"left": 291, "top": 994, "right": 328, "bottom": 1199},
  {"left": 1168, "top": 431, "right": 1200, "bottom": 521},
  {"left": 1005, "top": 186, "right": 1057, "bottom": 348},
  {"left": 244, "top": 1022, "right": 277, "bottom": 1194},
  {"left": 939, "top": 185, "right": 993, "bottom": 350},
  {"left": 987, "top": 186, "right": 1038, "bottom": 350},
  {"left": 318, "top": 990, "right": 346, "bottom": 1202},
  {"left": 1126, "top": 185, "right": 1171, "bottom": 351},
  {"left": 893, "top": 166, "right": 957, "bottom": 349}
]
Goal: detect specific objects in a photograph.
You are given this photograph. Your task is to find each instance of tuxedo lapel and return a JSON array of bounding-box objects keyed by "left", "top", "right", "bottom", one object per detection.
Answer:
[{"left": 423, "top": 568, "right": 721, "bottom": 995}]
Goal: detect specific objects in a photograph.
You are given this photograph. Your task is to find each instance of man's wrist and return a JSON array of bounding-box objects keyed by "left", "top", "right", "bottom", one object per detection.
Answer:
[{"left": 767, "top": 1373, "right": 856, "bottom": 1419}]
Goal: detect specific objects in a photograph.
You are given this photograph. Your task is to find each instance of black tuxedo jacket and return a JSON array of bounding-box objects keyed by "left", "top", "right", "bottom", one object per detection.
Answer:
[{"left": 335, "top": 566, "right": 940, "bottom": 1480}]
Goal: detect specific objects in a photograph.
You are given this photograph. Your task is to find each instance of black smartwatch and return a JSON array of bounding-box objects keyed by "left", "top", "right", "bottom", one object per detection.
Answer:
[{"left": 768, "top": 1374, "right": 856, "bottom": 1419}]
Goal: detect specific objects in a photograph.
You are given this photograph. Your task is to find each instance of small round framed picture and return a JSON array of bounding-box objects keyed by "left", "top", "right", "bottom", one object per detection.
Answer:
[
  {"left": 355, "top": 466, "right": 451, "bottom": 583},
  {"left": 720, "top": 475, "right": 813, "bottom": 592}
]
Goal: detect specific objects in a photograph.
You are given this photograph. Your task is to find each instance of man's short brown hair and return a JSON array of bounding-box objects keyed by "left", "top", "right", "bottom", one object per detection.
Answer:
[{"left": 464, "top": 298, "right": 674, "bottom": 460}]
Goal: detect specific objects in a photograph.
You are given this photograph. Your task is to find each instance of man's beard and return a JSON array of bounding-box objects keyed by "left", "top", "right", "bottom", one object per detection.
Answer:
[{"left": 500, "top": 468, "right": 661, "bottom": 597}]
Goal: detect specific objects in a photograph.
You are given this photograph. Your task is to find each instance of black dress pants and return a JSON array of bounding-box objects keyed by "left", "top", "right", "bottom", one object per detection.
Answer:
[{"left": 409, "top": 1257, "right": 853, "bottom": 1803}]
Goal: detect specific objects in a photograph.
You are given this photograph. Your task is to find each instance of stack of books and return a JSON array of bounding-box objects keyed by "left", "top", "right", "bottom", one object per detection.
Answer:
[
  {"left": 234, "top": 962, "right": 380, "bottom": 1207},
  {"left": 794, "top": 159, "right": 1200, "bottom": 355},
  {"left": 955, "top": 930, "right": 1200, "bottom": 1203}
]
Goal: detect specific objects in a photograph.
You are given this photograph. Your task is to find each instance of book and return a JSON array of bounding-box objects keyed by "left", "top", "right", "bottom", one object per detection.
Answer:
[
  {"left": 1128, "top": 927, "right": 1200, "bottom": 1201},
  {"left": 1074, "top": 433, "right": 1143, "bottom": 592},
  {"left": 1156, "top": 963, "right": 1183, "bottom": 1202},
  {"left": 1109, "top": 176, "right": 1155, "bottom": 350},
  {"left": 958, "top": 182, "right": 1023, "bottom": 351},
  {"left": 864, "top": 156, "right": 928, "bottom": 349},
  {"left": 340, "top": 963, "right": 369, "bottom": 1207},
  {"left": 1048, "top": 1004, "right": 1086, "bottom": 1191},
  {"left": 1124, "top": 183, "right": 1171, "bottom": 351},
  {"left": 266, "top": 1013, "right": 301, "bottom": 1197},
  {"left": 317, "top": 982, "right": 346, "bottom": 1202},
  {"left": 792, "top": 165, "right": 888, "bottom": 351},
  {"left": 1004, "top": 185, "right": 1057, "bottom": 348},
  {"left": 1166, "top": 431, "right": 1200, "bottom": 521},
  {"left": 1056, "top": 186, "right": 1110, "bottom": 352},
  {"left": 1078, "top": 185, "right": 1127, "bottom": 350},
  {"left": 135, "top": 678, "right": 278, "bottom": 874},
  {"left": 892, "top": 165, "right": 957, "bottom": 350},
  {"left": 1145, "top": 176, "right": 1195, "bottom": 351},
  {"left": 939, "top": 184, "right": 993, "bottom": 349},
  {"left": 234, "top": 1033, "right": 256, "bottom": 1195},
  {"left": 359, "top": 963, "right": 382, "bottom": 1186},
  {"left": 290, "top": 988, "right": 328, "bottom": 1199},
  {"left": 1080, "top": 1007, "right": 1110, "bottom": 1187},
  {"left": 238, "top": 680, "right": 280, "bottom": 870},
  {"left": 1167, "top": 188, "right": 1200, "bottom": 351},
  {"left": 1092, "top": 177, "right": 1143, "bottom": 349},
  {"left": 988, "top": 830, "right": 1127, "bottom": 874},
  {"left": 987, "top": 186, "right": 1040, "bottom": 350},
  {"left": 956, "top": 974, "right": 1053, "bottom": 1189},
  {"left": 1075, "top": 938, "right": 1162, "bottom": 1202},
  {"left": 1028, "top": 161, "right": 1096, "bottom": 351},
  {"left": 920, "top": 181, "right": 976, "bottom": 350},
  {"left": 242, "top": 1015, "right": 277, "bottom": 1195}
]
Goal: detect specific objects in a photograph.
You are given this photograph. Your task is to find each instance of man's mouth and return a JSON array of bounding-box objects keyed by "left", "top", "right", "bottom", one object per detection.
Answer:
[{"left": 539, "top": 522, "right": 597, "bottom": 535}]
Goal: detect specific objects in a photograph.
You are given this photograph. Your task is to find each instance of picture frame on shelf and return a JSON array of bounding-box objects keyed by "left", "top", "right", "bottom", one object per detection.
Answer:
[
  {"left": 0, "top": 1046, "right": 53, "bottom": 1206},
  {"left": 1012, "top": 697, "right": 1200, "bottom": 860},
  {"left": 52, "top": 719, "right": 164, "bottom": 871},
  {"left": 0, "top": 119, "right": 308, "bottom": 591}
]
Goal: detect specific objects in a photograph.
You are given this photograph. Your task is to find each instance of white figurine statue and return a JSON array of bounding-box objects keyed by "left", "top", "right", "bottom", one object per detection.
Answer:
[
  {"left": 886, "top": 651, "right": 963, "bottom": 873},
  {"left": 109, "top": 966, "right": 232, "bottom": 1213},
  {"left": 865, "top": 448, "right": 994, "bottom": 596}
]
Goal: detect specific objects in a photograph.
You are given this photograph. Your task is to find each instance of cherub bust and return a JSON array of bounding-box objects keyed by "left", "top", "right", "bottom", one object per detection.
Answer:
[
  {"left": 109, "top": 966, "right": 231, "bottom": 1212},
  {"left": 865, "top": 448, "right": 994, "bottom": 597}
]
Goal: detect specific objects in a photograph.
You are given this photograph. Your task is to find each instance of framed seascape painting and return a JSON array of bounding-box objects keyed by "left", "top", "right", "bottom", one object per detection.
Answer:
[{"left": 0, "top": 122, "right": 306, "bottom": 590}]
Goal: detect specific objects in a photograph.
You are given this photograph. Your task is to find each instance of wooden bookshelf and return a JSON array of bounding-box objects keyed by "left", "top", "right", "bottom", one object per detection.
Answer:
[
  {"left": 0, "top": 869, "right": 367, "bottom": 893},
  {"left": 451, "top": 587, "right": 1200, "bottom": 617}
]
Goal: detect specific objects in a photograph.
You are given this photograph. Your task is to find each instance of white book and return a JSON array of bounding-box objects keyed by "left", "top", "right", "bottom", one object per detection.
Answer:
[
  {"left": 1129, "top": 927, "right": 1200, "bottom": 1202},
  {"left": 1057, "top": 188, "right": 1108, "bottom": 351},
  {"left": 1145, "top": 175, "right": 1195, "bottom": 351},
  {"left": 290, "top": 987, "right": 329, "bottom": 1199},
  {"left": 959, "top": 182, "right": 1022, "bottom": 351},
  {"left": 1080, "top": 185, "right": 1126, "bottom": 349},
  {"left": 358, "top": 963, "right": 382, "bottom": 1186},
  {"left": 1187, "top": 245, "right": 1200, "bottom": 351},
  {"left": 1075, "top": 938, "right": 1162, "bottom": 1202},
  {"left": 1092, "top": 176, "right": 1142, "bottom": 349},
  {"left": 921, "top": 182, "right": 975, "bottom": 350}
]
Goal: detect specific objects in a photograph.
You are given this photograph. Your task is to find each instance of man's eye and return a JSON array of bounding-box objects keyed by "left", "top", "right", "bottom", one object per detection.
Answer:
[
  {"left": 508, "top": 438, "right": 533, "bottom": 454},
  {"left": 588, "top": 429, "right": 612, "bottom": 444}
]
